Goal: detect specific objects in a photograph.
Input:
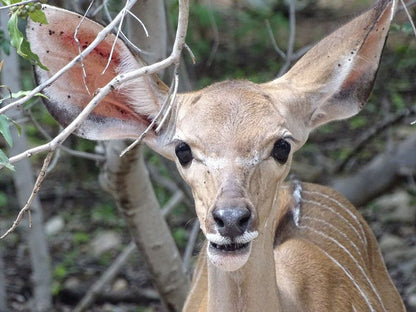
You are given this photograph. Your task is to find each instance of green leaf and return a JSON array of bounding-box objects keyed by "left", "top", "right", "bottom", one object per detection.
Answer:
[
  {"left": 8, "top": 118, "right": 21, "bottom": 136},
  {"left": 0, "top": 89, "right": 48, "bottom": 105},
  {"left": 28, "top": 8, "right": 48, "bottom": 25},
  {"left": 12, "top": 90, "right": 48, "bottom": 99},
  {"left": 7, "top": 12, "right": 49, "bottom": 71},
  {"left": 0, "top": 149, "right": 14, "bottom": 171},
  {"left": 0, "top": 114, "right": 13, "bottom": 147}
]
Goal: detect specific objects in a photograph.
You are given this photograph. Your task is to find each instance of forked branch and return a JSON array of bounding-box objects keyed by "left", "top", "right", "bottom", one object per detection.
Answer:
[{"left": 0, "top": 0, "right": 190, "bottom": 239}]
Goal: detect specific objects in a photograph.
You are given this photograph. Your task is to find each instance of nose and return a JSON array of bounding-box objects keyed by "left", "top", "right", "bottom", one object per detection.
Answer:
[{"left": 212, "top": 207, "right": 252, "bottom": 238}]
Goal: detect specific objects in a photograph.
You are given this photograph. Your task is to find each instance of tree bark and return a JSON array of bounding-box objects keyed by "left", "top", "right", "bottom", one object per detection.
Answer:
[
  {"left": 99, "top": 143, "right": 189, "bottom": 311},
  {"left": 97, "top": 2, "right": 189, "bottom": 310}
]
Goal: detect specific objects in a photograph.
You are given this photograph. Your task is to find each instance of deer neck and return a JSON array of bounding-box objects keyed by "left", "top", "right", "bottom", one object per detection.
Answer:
[{"left": 206, "top": 227, "right": 281, "bottom": 312}]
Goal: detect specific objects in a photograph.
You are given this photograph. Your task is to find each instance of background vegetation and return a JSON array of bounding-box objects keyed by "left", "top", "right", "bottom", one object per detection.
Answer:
[{"left": 0, "top": 0, "right": 415, "bottom": 311}]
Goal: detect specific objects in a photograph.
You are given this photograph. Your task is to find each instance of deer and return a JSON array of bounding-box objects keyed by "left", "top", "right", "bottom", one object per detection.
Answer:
[{"left": 25, "top": 0, "right": 406, "bottom": 311}]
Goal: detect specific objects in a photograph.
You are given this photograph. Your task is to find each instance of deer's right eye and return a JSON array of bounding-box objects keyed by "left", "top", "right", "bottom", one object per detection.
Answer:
[
  {"left": 271, "top": 139, "right": 291, "bottom": 164},
  {"left": 175, "top": 142, "right": 193, "bottom": 166}
]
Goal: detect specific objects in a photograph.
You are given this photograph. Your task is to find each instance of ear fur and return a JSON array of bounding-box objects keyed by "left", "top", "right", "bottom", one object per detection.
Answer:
[{"left": 26, "top": 5, "right": 169, "bottom": 142}]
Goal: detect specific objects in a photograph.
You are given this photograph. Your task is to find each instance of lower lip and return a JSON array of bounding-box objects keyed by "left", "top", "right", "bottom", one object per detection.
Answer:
[{"left": 207, "top": 242, "right": 252, "bottom": 271}]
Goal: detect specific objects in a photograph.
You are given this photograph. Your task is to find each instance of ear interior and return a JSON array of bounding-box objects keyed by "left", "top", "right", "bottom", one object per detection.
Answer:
[
  {"left": 265, "top": 0, "right": 395, "bottom": 132},
  {"left": 27, "top": 5, "right": 168, "bottom": 141}
]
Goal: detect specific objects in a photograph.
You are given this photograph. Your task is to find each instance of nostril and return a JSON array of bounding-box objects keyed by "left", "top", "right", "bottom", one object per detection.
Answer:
[
  {"left": 214, "top": 216, "right": 225, "bottom": 228},
  {"left": 238, "top": 214, "right": 250, "bottom": 230}
]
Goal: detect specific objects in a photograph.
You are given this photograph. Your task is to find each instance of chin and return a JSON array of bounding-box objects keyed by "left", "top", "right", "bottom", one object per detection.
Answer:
[{"left": 206, "top": 231, "right": 258, "bottom": 272}]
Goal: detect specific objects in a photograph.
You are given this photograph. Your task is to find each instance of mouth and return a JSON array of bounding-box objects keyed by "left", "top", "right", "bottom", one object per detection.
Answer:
[
  {"left": 210, "top": 241, "right": 250, "bottom": 252},
  {"left": 206, "top": 231, "right": 258, "bottom": 271}
]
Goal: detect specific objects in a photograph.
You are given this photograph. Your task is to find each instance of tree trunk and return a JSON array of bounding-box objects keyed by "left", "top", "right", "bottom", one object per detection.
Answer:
[
  {"left": 99, "top": 143, "right": 189, "bottom": 311},
  {"left": 98, "top": 2, "right": 189, "bottom": 311}
]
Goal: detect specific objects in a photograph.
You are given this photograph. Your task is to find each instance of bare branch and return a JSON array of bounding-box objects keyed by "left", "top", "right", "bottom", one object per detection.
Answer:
[
  {"left": 0, "top": 0, "right": 38, "bottom": 10},
  {"left": 27, "top": 110, "right": 106, "bottom": 162},
  {"left": 74, "top": 0, "right": 96, "bottom": 95},
  {"left": 204, "top": 0, "right": 220, "bottom": 66},
  {"left": 278, "top": 0, "right": 297, "bottom": 77},
  {"left": 156, "top": 66, "right": 180, "bottom": 132},
  {"left": 400, "top": 0, "right": 416, "bottom": 39},
  {"left": 101, "top": 0, "right": 149, "bottom": 55},
  {"left": 0, "top": 0, "right": 138, "bottom": 115},
  {"left": 1, "top": 0, "right": 189, "bottom": 170},
  {"left": 183, "top": 219, "right": 201, "bottom": 274},
  {"left": 127, "top": 9, "right": 149, "bottom": 37},
  {"left": 398, "top": 0, "right": 416, "bottom": 12},
  {"left": 73, "top": 241, "right": 138, "bottom": 312},
  {"left": 1, "top": 149, "right": 55, "bottom": 238},
  {"left": 161, "top": 190, "right": 185, "bottom": 216},
  {"left": 265, "top": 19, "right": 286, "bottom": 59},
  {"left": 102, "top": 5, "right": 129, "bottom": 75}
]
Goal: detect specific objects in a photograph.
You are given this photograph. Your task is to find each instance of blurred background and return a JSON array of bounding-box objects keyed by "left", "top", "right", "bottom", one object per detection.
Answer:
[{"left": 0, "top": 0, "right": 415, "bottom": 311}]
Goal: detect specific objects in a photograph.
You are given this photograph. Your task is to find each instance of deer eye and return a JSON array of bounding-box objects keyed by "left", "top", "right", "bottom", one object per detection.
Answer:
[
  {"left": 175, "top": 142, "right": 193, "bottom": 166},
  {"left": 271, "top": 139, "right": 291, "bottom": 164}
]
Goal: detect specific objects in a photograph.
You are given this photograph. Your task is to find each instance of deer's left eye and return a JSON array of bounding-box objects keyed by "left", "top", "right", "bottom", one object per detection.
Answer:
[
  {"left": 271, "top": 139, "right": 291, "bottom": 164},
  {"left": 175, "top": 142, "right": 193, "bottom": 167}
]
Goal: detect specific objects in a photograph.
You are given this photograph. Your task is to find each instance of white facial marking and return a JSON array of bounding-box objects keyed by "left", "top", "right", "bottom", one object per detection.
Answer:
[
  {"left": 206, "top": 231, "right": 259, "bottom": 272},
  {"left": 207, "top": 243, "right": 252, "bottom": 272},
  {"left": 206, "top": 231, "right": 258, "bottom": 246},
  {"left": 292, "top": 181, "right": 302, "bottom": 227}
]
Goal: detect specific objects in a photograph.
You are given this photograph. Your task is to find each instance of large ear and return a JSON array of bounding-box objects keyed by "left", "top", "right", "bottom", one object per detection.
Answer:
[
  {"left": 26, "top": 5, "right": 170, "bottom": 150},
  {"left": 264, "top": 0, "right": 396, "bottom": 133}
]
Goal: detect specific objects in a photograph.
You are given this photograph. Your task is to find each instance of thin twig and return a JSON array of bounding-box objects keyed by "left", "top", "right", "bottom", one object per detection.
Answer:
[
  {"left": 0, "top": 0, "right": 138, "bottom": 115},
  {"left": 278, "top": 0, "right": 296, "bottom": 77},
  {"left": 102, "top": 6, "right": 129, "bottom": 75},
  {"left": 265, "top": 19, "right": 286, "bottom": 59},
  {"left": 46, "top": 146, "right": 61, "bottom": 174},
  {"left": 398, "top": 0, "right": 416, "bottom": 12},
  {"left": 74, "top": 0, "right": 96, "bottom": 95},
  {"left": 156, "top": 66, "right": 180, "bottom": 133},
  {"left": 184, "top": 43, "right": 197, "bottom": 64},
  {"left": 119, "top": 75, "right": 176, "bottom": 157},
  {"left": 73, "top": 241, "right": 139, "bottom": 312},
  {"left": 183, "top": 219, "right": 201, "bottom": 274},
  {"left": 1, "top": 149, "right": 55, "bottom": 238},
  {"left": 205, "top": 0, "right": 220, "bottom": 66},
  {"left": 161, "top": 190, "right": 184, "bottom": 216},
  {"left": 127, "top": 9, "right": 149, "bottom": 37},
  {"left": 400, "top": 0, "right": 416, "bottom": 39},
  {"left": 1, "top": 0, "right": 189, "bottom": 169},
  {"left": 0, "top": 0, "right": 38, "bottom": 10},
  {"left": 102, "top": 0, "right": 149, "bottom": 55},
  {"left": 27, "top": 110, "right": 106, "bottom": 162}
]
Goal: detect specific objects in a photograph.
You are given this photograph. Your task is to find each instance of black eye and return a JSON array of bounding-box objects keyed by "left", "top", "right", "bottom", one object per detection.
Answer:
[
  {"left": 271, "top": 139, "right": 291, "bottom": 164},
  {"left": 175, "top": 142, "right": 193, "bottom": 166}
]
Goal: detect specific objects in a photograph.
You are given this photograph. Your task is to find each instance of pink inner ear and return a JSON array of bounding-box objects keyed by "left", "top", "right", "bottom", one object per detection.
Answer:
[
  {"left": 55, "top": 30, "right": 147, "bottom": 123},
  {"left": 339, "top": 1, "right": 393, "bottom": 96},
  {"left": 32, "top": 16, "right": 150, "bottom": 127}
]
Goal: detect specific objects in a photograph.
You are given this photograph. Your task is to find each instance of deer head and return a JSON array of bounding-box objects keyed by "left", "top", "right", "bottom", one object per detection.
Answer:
[{"left": 27, "top": 0, "right": 395, "bottom": 272}]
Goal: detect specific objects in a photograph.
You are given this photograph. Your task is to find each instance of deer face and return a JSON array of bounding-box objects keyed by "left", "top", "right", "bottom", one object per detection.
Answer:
[{"left": 172, "top": 80, "right": 298, "bottom": 271}]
